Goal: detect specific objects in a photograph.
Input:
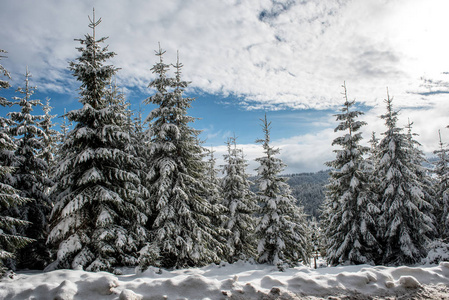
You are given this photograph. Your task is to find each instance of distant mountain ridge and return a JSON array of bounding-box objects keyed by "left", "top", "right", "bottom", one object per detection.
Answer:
[
  {"left": 250, "top": 170, "right": 329, "bottom": 220},
  {"left": 285, "top": 170, "right": 329, "bottom": 219}
]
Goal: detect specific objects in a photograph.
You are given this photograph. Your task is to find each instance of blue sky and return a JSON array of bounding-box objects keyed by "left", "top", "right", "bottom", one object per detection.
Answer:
[{"left": 1, "top": 0, "right": 449, "bottom": 174}]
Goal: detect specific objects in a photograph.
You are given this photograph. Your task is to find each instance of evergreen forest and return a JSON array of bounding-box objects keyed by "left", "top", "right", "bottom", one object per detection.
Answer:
[{"left": 1, "top": 12, "right": 448, "bottom": 276}]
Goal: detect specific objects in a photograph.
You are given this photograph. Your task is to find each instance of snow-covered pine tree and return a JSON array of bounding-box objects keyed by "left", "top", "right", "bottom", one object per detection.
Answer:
[
  {"left": 131, "top": 105, "right": 147, "bottom": 174},
  {"left": 39, "top": 98, "right": 60, "bottom": 176},
  {"left": 205, "top": 148, "right": 221, "bottom": 206},
  {"left": 0, "top": 50, "right": 34, "bottom": 274},
  {"left": 0, "top": 50, "right": 16, "bottom": 170},
  {"left": 141, "top": 48, "right": 226, "bottom": 269},
  {"left": 221, "top": 135, "right": 258, "bottom": 263},
  {"left": 322, "top": 83, "right": 380, "bottom": 266},
  {"left": 309, "top": 217, "right": 323, "bottom": 268},
  {"left": 375, "top": 90, "right": 434, "bottom": 265},
  {"left": 434, "top": 130, "right": 449, "bottom": 239},
  {"left": 204, "top": 148, "right": 228, "bottom": 241},
  {"left": 404, "top": 120, "right": 436, "bottom": 239},
  {"left": 59, "top": 108, "right": 72, "bottom": 142},
  {"left": 129, "top": 105, "right": 152, "bottom": 224},
  {"left": 367, "top": 132, "right": 380, "bottom": 168},
  {"left": 365, "top": 131, "right": 381, "bottom": 200},
  {"left": 6, "top": 68, "right": 52, "bottom": 269},
  {"left": 47, "top": 10, "right": 149, "bottom": 272},
  {"left": 369, "top": 132, "right": 379, "bottom": 151},
  {"left": 255, "top": 114, "right": 310, "bottom": 269},
  {"left": 104, "top": 79, "right": 133, "bottom": 131},
  {"left": 0, "top": 50, "right": 10, "bottom": 92}
]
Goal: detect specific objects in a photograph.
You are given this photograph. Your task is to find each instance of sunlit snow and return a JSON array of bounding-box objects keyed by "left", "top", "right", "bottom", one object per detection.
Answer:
[{"left": 2, "top": 261, "right": 449, "bottom": 299}]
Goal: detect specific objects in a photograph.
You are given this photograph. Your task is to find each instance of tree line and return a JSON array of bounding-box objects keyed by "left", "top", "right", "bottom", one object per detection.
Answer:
[
  {"left": 0, "top": 12, "right": 310, "bottom": 274},
  {"left": 1, "top": 11, "right": 448, "bottom": 275},
  {"left": 321, "top": 83, "right": 448, "bottom": 266}
]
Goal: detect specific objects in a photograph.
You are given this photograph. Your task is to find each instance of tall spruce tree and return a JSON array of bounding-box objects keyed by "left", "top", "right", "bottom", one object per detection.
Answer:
[
  {"left": 59, "top": 108, "right": 72, "bottom": 143},
  {"left": 204, "top": 148, "right": 228, "bottom": 243},
  {"left": 141, "top": 48, "right": 226, "bottom": 269},
  {"left": 205, "top": 148, "right": 222, "bottom": 207},
  {"left": 39, "top": 98, "right": 60, "bottom": 170},
  {"left": 322, "top": 83, "right": 380, "bottom": 266},
  {"left": 404, "top": 120, "right": 436, "bottom": 239},
  {"left": 367, "top": 132, "right": 380, "bottom": 170},
  {"left": 0, "top": 50, "right": 34, "bottom": 274},
  {"left": 375, "top": 90, "right": 433, "bottom": 265},
  {"left": 366, "top": 131, "right": 381, "bottom": 199},
  {"left": 6, "top": 68, "right": 52, "bottom": 269},
  {"left": 47, "top": 10, "right": 149, "bottom": 271},
  {"left": 255, "top": 114, "right": 310, "bottom": 269},
  {"left": 434, "top": 130, "right": 449, "bottom": 239},
  {"left": 221, "top": 136, "right": 258, "bottom": 262},
  {"left": 130, "top": 105, "right": 148, "bottom": 182}
]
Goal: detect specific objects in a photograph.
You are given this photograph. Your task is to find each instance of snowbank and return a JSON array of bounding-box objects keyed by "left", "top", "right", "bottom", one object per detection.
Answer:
[{"left": 1, "top": 261, "right": 449, "bottom": 299}]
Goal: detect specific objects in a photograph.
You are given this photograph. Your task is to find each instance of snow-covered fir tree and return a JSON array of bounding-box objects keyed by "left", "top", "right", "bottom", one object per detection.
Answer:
[
  {"left": 0, "top": 50, "right": 10, "bottom": 92},
  {"left": 367, "top": 132, "right": 380, "bottom": 169},
  {"left": 434, "top": 130, "right": 449, "bottom": 240},
  {"left": 309, "top": 217, "right": 323, "bottom": 268},
  {"left": 104, "top": 79, "right": 133, "bottom": 132},
  {"left": 59, "top": 108, "right": 72, "bottom": 143},
  {"left": 47, "top": 11, "right": 149, "bottom": 272},
  {"left": 404, "top": 120, "right": 436, "bottom": 239},
  {"left": 322, "top": 83, "right": 380, "bottom": 266},
  {"left": 130, "top": 105, "right": 147, "bottom": 173},
  {"left": 39, "top": 98, "right": 60, "bottom": 175},
  {"left": 255, "top": 114, "right": 310, "bottom": 269},
  {"left": 365, "top": 131, "right": 381, "bottom": 197},
  {"left": 221, "top": 135, "right": 258, "bottom": 263},
  {"left": 0, "top": 50, "right": 34, "bottom": 274},
  {"left": 375, "top": 90, "right": 434, "bottom": 265},
  {"left": 140, "top": 48, "right": 226, "bottom": 269},
  {"left": 205, "top": 148, "right": 221, "bottom": 207},
  {"left": 6, "top": 68, "right": 52, "bottom": 269},
  {"left": 204, "top": 148, "right": 228, "bottom": 237}
]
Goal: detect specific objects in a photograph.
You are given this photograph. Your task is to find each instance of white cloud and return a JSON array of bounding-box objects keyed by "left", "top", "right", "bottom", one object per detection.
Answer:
[
  {"left": 2, "top": 0, "right": 449, "bottom": 110},
  {"left": 210, "top": 126, "right": 337, "bottom": 175},
  {"left": 2, "top": 0, "right": 448, "bottom": 174},
  {"left": 224, "top": 94, "right": 449, "bottom": 175}
]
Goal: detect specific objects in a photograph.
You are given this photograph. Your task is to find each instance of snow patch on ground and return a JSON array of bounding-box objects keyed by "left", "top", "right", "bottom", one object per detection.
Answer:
[{"left": 1, "top": 261, "right": 449, "bottom": 299}]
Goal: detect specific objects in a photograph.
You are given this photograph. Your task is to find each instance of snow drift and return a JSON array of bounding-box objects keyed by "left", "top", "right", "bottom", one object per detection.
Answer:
[{"left": 1, "top": 261, "right": 449, "bottom": 299}]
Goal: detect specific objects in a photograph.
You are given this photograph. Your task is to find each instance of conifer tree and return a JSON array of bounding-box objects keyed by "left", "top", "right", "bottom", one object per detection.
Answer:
[
  {"left": 204, "top": 148, "right": 228, "bottom": 237},
  {"left": 221, "top": 136, "right": 258, "bottom": 262},
  {"left": 130, "top": 105, "right": 151, "bottom": 217},
  {"left": 47, "top": 10, "right": 149, "bottom": 272},
  {"left": 0, "top": 50, "right": 10, "bottom": 92},
  {"left": 375, "top": 90, "right": 433, "bottom": 265},
  {"left": 255, "top": 114, "right": 310, "bottom": 269},
  {"left": 141, "top": 48, "right": 226, "bottom": 269},
  {"left": 205, "top": 148, "right": 221, "bottom": 206},
  {"left": 59, "top": 108, "right": 72, "bottom": 143},
  {"left": 0, "top": 50, "right": 34, "bottom": 274},
  {"left": 309, "top": 217, "right": 323, "bottom": 268},
  {"left": 131, "top": 105, "right": 147, "bottom": 169},
  {"left": 434, "top": 130, "right": 449, "bottom": 239},
  {"left": 322, "top": 83, "right": 380, "bottom": 266},
  {"left": 367, "top": 132, "right": 380, "bottom": 170},
  {"left": 404, "top": 120, "right": 436, "bottom": 238},
  {"left": 366, "top": 131, "right": 381, "bottom": 198},
  {"left": 39, "top": 98, "right": 60, "bottom": 176},
  {"left": 6, "top": 68, "right": 52, "bottom": 269},
  {"left": 369, "top": 132, "right": 379, "bottom": 152}
]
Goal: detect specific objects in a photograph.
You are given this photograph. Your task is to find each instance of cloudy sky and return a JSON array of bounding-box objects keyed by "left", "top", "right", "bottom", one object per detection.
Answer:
[{"left": 1, "top": 0, "right": 449, "bottom": 174}]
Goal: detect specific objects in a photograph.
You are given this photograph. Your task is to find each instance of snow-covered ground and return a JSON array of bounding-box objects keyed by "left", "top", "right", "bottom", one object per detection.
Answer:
[{"left": 1, "top": 261, "right": 449, "bottom": 299}]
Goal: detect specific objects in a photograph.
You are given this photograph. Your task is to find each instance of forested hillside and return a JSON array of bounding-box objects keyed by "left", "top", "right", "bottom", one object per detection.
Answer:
[{"left": 285, "top": 171, "right": 329, "bottom": 219}]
